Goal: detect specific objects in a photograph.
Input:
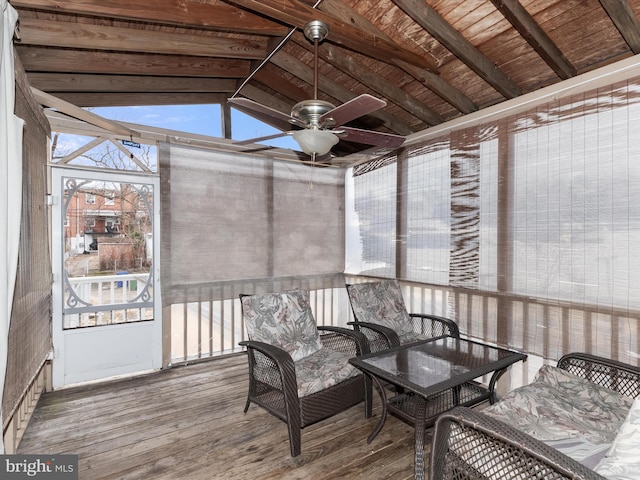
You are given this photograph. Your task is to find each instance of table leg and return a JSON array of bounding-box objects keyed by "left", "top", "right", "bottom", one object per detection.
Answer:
[
  {"left": 488, "top": 367, "right": 509, "bottom": 404},
  {"left": 414, "top": 395, "right": 427, "bottom": 480},
  {"left": 366, "top": 374, "right": 388, "bottom": 444}
]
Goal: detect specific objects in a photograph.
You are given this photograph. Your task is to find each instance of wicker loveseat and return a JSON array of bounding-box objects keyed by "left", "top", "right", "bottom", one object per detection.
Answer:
[{"left": 431, "top": 352, "right": 640, "bottom": 479}]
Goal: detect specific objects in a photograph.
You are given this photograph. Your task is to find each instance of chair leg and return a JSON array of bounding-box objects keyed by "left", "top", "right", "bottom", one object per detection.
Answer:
[
  {"left": 364, "top": 376, "right": 373, "bottom": 418},
  {"left": 243, "top": 396, "right": 251, "bottom": 413},
  {"left": 287, "top": 422, "right": 302, "bottom": 457}
]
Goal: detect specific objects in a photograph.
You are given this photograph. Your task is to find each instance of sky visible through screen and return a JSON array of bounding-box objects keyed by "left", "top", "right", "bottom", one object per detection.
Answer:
[{"left": 91, "top": 104, "right": 300, "bottom": 151}]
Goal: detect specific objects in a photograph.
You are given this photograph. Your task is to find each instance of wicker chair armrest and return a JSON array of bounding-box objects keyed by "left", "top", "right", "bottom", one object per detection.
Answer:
[
  {"left": 408, "top": 313, "right": 460, "bottom": 338},
  {"left": 347, "top": 321, "right": 401, "bottom": 348},
  {"left": 318, "top": 326, "right": 369, "bottom": 355},
  {"left": 239, "top": 339, "right": 296, "bottom": 383},
  {"left": 431, "top": 406, "right": 606, "bottom": 480},
  {"left": 557, "top": 352, "right": 640, "bottom": 398}
]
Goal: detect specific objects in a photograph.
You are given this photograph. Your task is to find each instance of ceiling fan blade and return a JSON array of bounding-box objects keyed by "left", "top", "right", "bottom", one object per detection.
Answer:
[
  {"left": 319, "top": 94, "right": 387, "bottom": 127},
  {"left": 228, "top": 97, "right": 297, "bottom": 131},
  {"left": 338, "top": 127, "right": 406, "bottom": 148},
  {"left": 233, "top": 131, "right": 292, "bottom": 146}
]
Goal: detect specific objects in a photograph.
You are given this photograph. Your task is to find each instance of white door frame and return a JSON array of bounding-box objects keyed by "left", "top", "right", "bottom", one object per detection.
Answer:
[{"left": 51, "top": 166, "right": 162, "bottom": 388}]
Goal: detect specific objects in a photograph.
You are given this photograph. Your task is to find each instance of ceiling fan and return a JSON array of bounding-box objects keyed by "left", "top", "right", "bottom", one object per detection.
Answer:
[{"left": 228, "top": 20, "right": 406, "bottom": 161}]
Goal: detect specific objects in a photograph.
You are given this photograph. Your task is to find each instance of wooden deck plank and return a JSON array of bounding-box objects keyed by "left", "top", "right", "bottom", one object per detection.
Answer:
[
  {"left": 17, "top": 355, "right": 426, "bottom": 479},
  {"left": 23, "top": 370, "right": 246, "bottom": 430},
  {"left": 21, "top": 381, "right": 246, "bottom": 445}
]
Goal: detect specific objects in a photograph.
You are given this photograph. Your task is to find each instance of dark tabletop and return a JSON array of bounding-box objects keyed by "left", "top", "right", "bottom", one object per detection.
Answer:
[{"left": 349, "top": 336, "right": 527, "bottom": 397}]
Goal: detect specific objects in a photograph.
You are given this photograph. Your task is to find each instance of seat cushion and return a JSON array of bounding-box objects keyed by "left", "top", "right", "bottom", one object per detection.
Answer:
[
  {"left": 483, "top": 365, "right": 633, "bottom": 444},
  {"left": 347, "top": 279, "right": 414, "bottom": 337},
  {"left": 398, "top": 331, "right": 431, "bottom": 344},
  {"left": 242, "top": 289, "right": 322, "bottom": 362},
  {"left": 294, "top": 348, "right": 362, "bottom": 397}
]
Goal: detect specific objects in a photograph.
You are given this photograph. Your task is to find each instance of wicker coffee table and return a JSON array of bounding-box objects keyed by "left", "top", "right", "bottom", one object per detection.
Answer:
[{"left": 349, "top": 336, "right": 527, "bottom": 480}]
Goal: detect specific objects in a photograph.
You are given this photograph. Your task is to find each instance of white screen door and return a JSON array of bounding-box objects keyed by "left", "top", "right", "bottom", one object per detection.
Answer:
[{"left": 51, "top": 167, "right": 161, "bottom": 387}]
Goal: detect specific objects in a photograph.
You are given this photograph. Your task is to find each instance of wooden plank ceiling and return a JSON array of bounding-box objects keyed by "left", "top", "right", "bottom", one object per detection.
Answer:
[{"left": 11, "top": 0, "right": 640, "bottom": 160}]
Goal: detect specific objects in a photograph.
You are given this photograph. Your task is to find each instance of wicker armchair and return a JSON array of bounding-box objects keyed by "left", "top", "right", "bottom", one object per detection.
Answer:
[
  {"left": 431, "top": 406, "right": 606, "bottom": 480},
  {"left": 345, "top": 280, "right": 487, "bottom": 429},
  {"left": 239, "top": 289, "right": 372, "bottom": 457},
  {"left": 346, "top": 279, "right": 460, "bottom": 352}
]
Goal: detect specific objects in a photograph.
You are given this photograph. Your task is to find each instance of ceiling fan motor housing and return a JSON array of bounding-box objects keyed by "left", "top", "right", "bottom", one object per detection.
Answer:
[{"left": 291, "top": 99, "right": 336, "bottom": 128}]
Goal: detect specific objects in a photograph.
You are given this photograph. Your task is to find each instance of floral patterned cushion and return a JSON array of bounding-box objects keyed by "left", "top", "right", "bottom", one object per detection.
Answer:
[
  {"left": 242, "top": 289, "right": 322, "bottom": 362},
  {"left": 347, "top": 280, "right": 414, "bottom": 338},
  {"left": 483, "top": 365, "right": 633, "bottom": 445},
  {"left": 295, "top": 348, "right": 361, "bottom": 397},
  {"left": 594, "top": 398, "right": 640, "bottom": 479},
  {"left": 399, "top": 331, "right": 431, "bottom": 344}
]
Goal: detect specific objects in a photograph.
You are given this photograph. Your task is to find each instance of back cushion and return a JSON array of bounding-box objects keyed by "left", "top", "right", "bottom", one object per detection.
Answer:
[
  {"left": 241, "top": 289, "right": 322, "bottom": 362},
  {"left": 346, "top": 279, "right": 413, "bottom": 337}
]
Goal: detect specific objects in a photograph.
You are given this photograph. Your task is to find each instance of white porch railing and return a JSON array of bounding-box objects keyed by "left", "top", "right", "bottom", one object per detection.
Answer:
[
  {"left": 168, "top": 287, "right": 354, "bottom": 364},
  {"left": 165, "top": 277, "right": 640, "bottom": 394},
  {"left": 64, "top": 273, "right": 153, "bottom": 328},
  {"left": 65, "top": 274, "right": 638, "bottom": 393}
]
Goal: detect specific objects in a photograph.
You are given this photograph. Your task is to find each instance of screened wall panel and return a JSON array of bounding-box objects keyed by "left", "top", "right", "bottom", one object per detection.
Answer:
[
  {"left": 346, "top": 75, "right": 640, "bottom": 364},
  {"left": 478, "top": 135, "right": 499, "bottom": 293},
  {"left": 510, "top": 84, "right": 640, "bottom": 310},
  {"left": 345, "top": 161, "right": 396, "bottom": 277},
  {"left": 160, "top": 144, "right": 345, "bottom": 305},
  {"left": 404, "top": 141, "right": 451, "bottom": 285},
  {"left": 448, "top": 130, "right": 481, "bottom": 288},
  {"left": 3, "top": 58, "right": 52, "bottom": 423},
  {"left": 272, "top": 166, "right": 345, "bottom": 278}
]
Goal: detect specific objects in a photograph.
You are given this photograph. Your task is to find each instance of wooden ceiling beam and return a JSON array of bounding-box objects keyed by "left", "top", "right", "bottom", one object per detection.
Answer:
[
  {"left": 252, "top": 70, "right": 310, "bottom": 104},
  {"left": 599, "top": 0, "right": 640, "bottom": 54},
  {"left": 44, "top": 109, "right": 309, "bottom": 164},
  {"left": 238, "top": 84, "right": 296, "bottom": 118},
  {"left": 393, "top": 60, "right": 478, "bottom": 115},
  {"left": 46, "top": 92, "right": 228, "bottom": 108},
  {"left": 12, "top": 0, "right": 288, "bottom": 36},
  {"left": 296, "top": 36, "right": 443, "bottom": 126},
  {"left": 223, "top": 0, "right": 437, "bottom": 71},
  {"left": 489, "top": 0, "right": 576, "bottom": 80},
  {"left": 17, "top": 47, "right": 250, "bottom": 78},
  {"left": 31, "top": 88, "right": 138, "bottom": 136},
  {"left": 16, "top": 19, "right": 267, "bottom": 59},
  {"left": 221, "top": 99, "right": 232, "bottom": 139},
  {"left": 27, "top": 73, "right": 237, "bottom": 93},
  {"left": 392, "top": 0, "right": 522, "bottom": 99}
]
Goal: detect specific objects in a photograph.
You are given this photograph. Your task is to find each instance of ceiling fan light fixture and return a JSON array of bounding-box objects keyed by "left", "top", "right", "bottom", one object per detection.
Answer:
[{"left": 292, "top": 129, "right": 339, "bottom": 156}]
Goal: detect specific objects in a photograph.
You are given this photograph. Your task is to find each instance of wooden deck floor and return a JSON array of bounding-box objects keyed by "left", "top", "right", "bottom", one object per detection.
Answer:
[{"left": 17, "top": 354, "right": 427, "bottom": 479}]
